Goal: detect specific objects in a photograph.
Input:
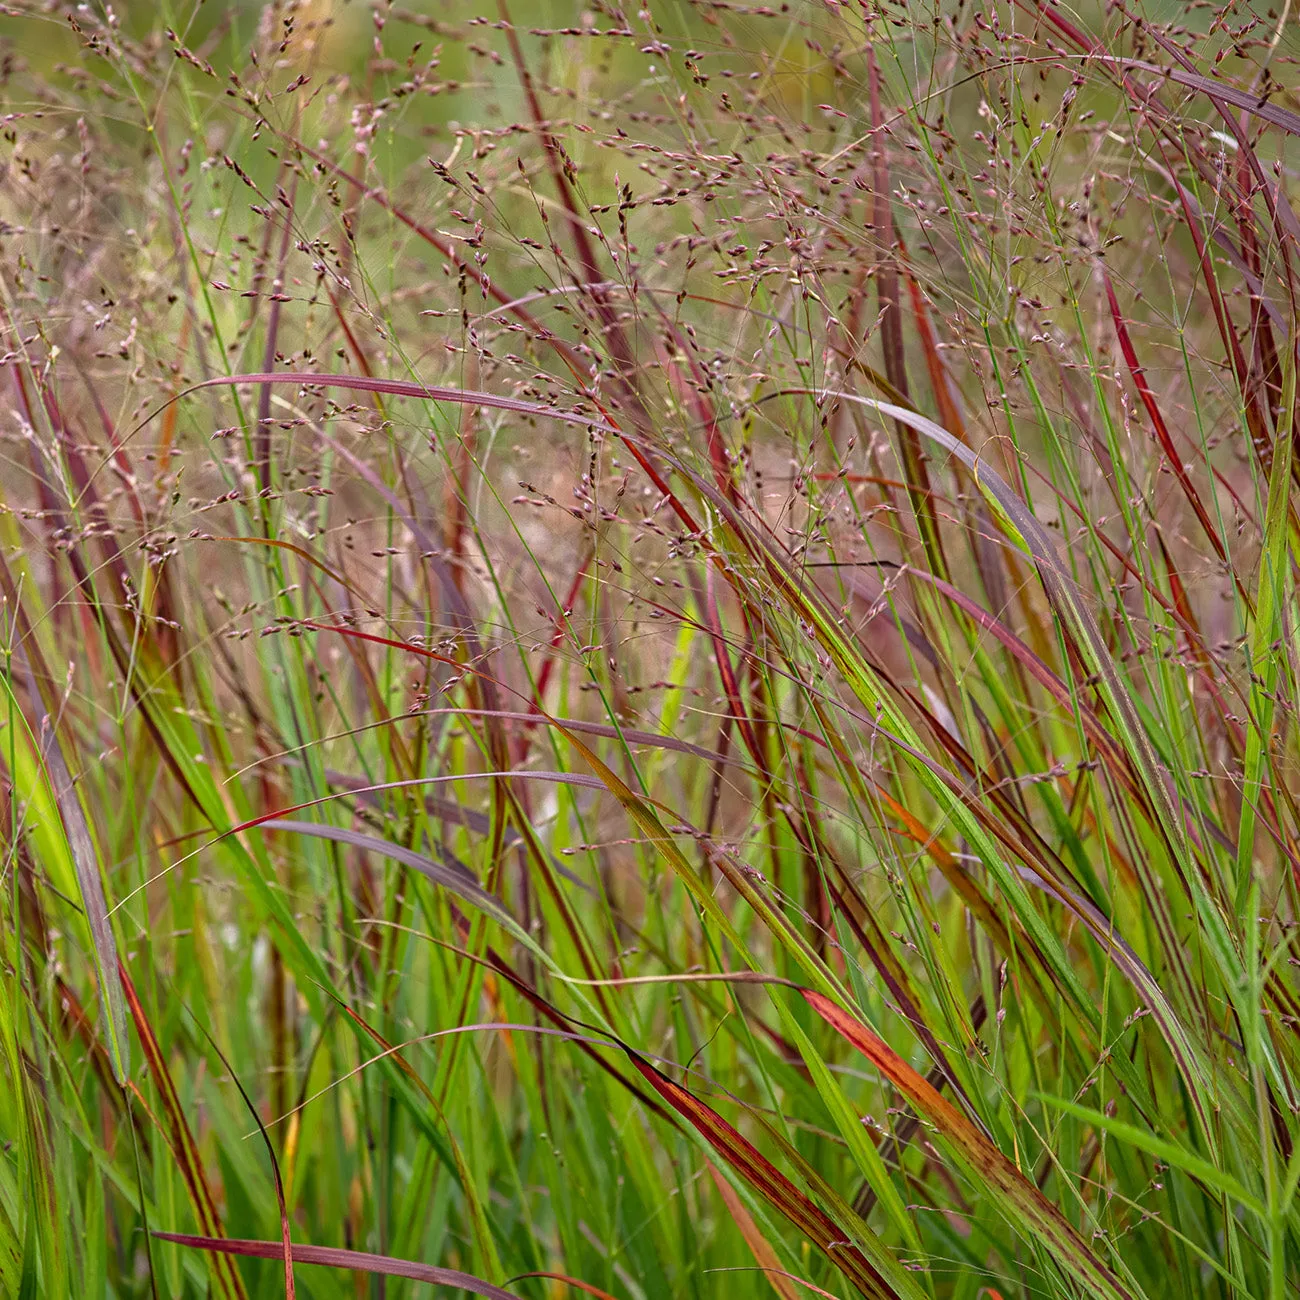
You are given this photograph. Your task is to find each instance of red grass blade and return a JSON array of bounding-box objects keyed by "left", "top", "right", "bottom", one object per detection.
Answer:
[
  {"left": 152, "top": 1234, "right": 517, "bottom": 1298},
  {"left": 121, "top": 967, "right": 250, "bottom": 1300},
  {"left": 627, "top": 1054, "right": 924, "bottom": 1300},
  {"left": 705, "top": 1161, "right": 800, "bottom": 1300},
  {"left": 1102, "top": 56, "right": 1300, "bottom": 137},
  {"left": 1102, "top": 272, "right": 1228, "bottom": 566},
  {"left": 801, "top": 991, "right": 1136, "bottom": 1300}
]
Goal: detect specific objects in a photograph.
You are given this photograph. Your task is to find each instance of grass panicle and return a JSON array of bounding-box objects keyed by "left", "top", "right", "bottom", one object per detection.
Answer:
[{"left": 1, "top": 1, "right": 1299, "bottom": 1297}]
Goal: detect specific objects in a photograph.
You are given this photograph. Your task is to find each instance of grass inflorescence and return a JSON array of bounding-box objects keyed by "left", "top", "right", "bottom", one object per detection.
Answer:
[{"left": 1, "top": 0, "right": 1299, "bottom": 1296}]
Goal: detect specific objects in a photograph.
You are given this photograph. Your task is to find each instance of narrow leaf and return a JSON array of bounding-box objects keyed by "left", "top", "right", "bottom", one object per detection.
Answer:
[{"left": 153, "top": 1234, "right": 517, "bottom": 1298}]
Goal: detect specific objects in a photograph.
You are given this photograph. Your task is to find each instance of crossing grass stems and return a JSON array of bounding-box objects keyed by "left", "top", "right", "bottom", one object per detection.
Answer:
[{"left": 1, "top": 0, "right": 1299, "bottom": 1297}]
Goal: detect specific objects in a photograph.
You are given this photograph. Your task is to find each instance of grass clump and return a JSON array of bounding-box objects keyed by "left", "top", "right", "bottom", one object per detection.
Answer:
[{"left": 1, "top": 0, "right": 1299, "bottom": 1296}]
